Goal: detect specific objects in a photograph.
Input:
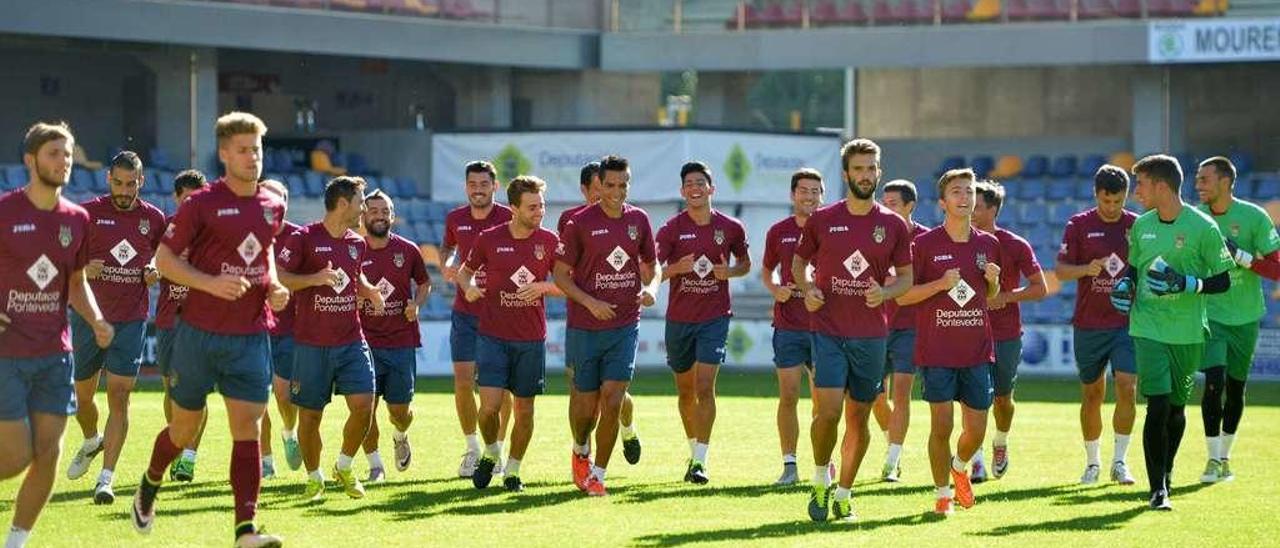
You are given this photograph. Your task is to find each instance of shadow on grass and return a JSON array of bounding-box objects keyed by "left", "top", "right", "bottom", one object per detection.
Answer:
[
  {"left": 299, "top": 480, "right": 607, "bottom": 520},
  {"left": 629, "top": 512, "right": 936, "bottom": 547}
]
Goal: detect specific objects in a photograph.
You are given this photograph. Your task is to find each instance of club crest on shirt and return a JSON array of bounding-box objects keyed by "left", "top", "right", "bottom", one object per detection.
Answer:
[
  {"left": 714, "top": 229, "right": 725, "bottom": 246},
  {"left": 263, "top": 208, "right": 276, "bottom": 226},
  {"left": 58, "top": 225, "right": 72, "bottom": 248},
  {"left": 873, "top": 225, "right": 885, "bottom": 244},
  {"left": 1230, "top": 223, "right": 1240, "bottom": 238},
  {"left": 139, "top": 218, "right": 150, "bottom": 236},
  {"left": 1175, "top": 234, "right": 1185, "bottom": 249},
  {"left": 976, "top": 252, "right": 988, "bottom": 269},
  {"left": 534, "top": 244, "right": 546, "bottom": 260},
  {"left": 348, "top": 245, "right": 359, "bottom": 260},
  {"left": 628, "top": 224, "right": 639, "bottom": 241},
  {"left": 393, "top": 252, "right": 405, "bottom": 268}
]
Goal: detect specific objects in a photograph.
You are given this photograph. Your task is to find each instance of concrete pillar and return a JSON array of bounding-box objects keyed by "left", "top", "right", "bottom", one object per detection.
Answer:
[
  {"left": 135, "top": 47, "right": 217, "bottom": 173},
  {"left": 1131, "top": 66, "right": 1185, "bottom": 156}
]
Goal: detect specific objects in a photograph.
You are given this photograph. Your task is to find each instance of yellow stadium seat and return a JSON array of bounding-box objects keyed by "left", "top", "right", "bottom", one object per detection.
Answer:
[
  {"left": 967, "top": 0, "right": 1002, "bottom": 21},
  {"left": 990, "top": 155, "right": 1024, "bottom": 179},
  {"left": 310, "top": 149, "right": 348, "bottom": 177},
  {"left": 1108, "top": 152, "right": 1136, "bottom": 171}
]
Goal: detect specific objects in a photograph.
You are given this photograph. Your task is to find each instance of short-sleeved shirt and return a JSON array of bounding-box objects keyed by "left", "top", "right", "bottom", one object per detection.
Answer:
[
  {"left": 160, "top": 180, "right": 285, "bottom": 335},
  {"left": 886, "top": 223, "right": 931, "bottom": 330},
  {"left": 1128, "top": 204, "right": 1235, "bottom": 345},
  {"left": 655, "top": 210, "right": 749, "bottom": 323},
  {"left": 1199, "top": 198, "right": 1280, "bottom": 326},
  {"left": 762, "top": 216, "right": 811, "bottom": 332},
  {"left": 0, "top": 190, "right": 90, "bottom": 358},
  {"left": 278, "top": 222, "right": 367, "bottom": 347},
  {"left": 268, "top": 221, "right": 302, "bottom": 337},
  {"left": 557, "top": 203, "right": 592, "bottom": 234},
  {"left": 1058, "top": 208, "right": 1138, "bottom": 330},
  {"left": 465, "top": 224, "right": 559, "bottom": 341},
  {"left": 359, "top": 233, "right": 429, "bottom": 349},
  {"left": 156, "top": 214, "right": 189, "bottom": 330},
  {"left": 988, "top": 227, "right": 1043, "bottom": 342},
  {"left": 79, "top": 196, "right": 166, "bottom": 323},
  {"left": 555, "top": 203, "right": 657, "bottom": 331},
  {"left": 912, "top": 226, "right": 1001, "bottom": 368},
  {"left": 793, "top": 201, "right": 912, "bottom": 339},
  {"left": 443, "top": 203, "right": 512, "bottom": 316}
]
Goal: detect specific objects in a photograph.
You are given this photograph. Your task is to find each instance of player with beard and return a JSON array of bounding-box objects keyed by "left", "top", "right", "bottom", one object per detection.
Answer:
[
  {"left": 358, "top": 190, "right": 431, "bottom": 482},
  {"left": 2, "top": 122, "right": 113, "bottom": 548},
  {"left": 63, "top": 151, "right": 166, "bottom": 505}
]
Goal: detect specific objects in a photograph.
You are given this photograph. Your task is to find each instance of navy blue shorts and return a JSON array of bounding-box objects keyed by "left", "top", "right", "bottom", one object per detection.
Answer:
[
  {"left": 477, "top": 335, "right": 546, "bottom": 398},
  {"left": 0, "top": 353, "right": 75, "bottom": 420},
  {"left": 371, "top": 346, "right": 416, "bottom": 405},
  {"left": 168, "top": 319, "right": 272, "bottom": 411},
  {"left": 270, "top": 335, "right": 295, "bottom": 381},
  {"left": 1073, "top": 327, "right": 1136, "bottom": 384},
  {"left": 449, "top": 311, "right": 479, "bottom": 363},
  {"left": 993, "top": 338, "right": 1022, "bottom": 397},
  {"left": 566, "top": 324, "right": 639, "bottom": 393},
  {"left": 71, "top": 313, "right": 145, "bottom": 380},
  {"left": 811, "top": 333, "right": 886, "bottom": 403},
  {"left": 772, "top": 329, "right": 813, "bottom": 369},
  {"left": 920, "top": 365, "right": 994, "bottom": 410},
  {"left": 665, "top": 316, "right": 731, "bottom": 373},
  {"left": 290, "top": 341, "right": 375, "bottom": 411},
  {"left": 156, "top": 327, "right": 177, "bottom": 378},
  {"left": 885, "top": 328, "right": 917, "bottom": 376}
]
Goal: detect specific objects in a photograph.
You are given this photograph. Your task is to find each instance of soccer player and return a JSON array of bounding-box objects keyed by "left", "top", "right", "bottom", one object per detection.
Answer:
[
  {"left": 257, "top": 179, "right": 302, "bottom": 479},
  {"left": 63, "top": 151, "right": 166, "bottom": 504},
  {"left": 441, "top": 161, "right": 514, "bottom": 477},
  {"left": 2, "top": 122, "right": 113, "bottom": 548},
  {"left": 967, "top": 180, "right": 1046, "bottom": 483},
  {"left": 793, "top": 139, "right": 913, "bottom": 522},
  {"left": 554, "top": 154, "right": 660, "bottom": 496},
  {"left": 1193, "top": 156, "right": 1280, "bottom": 483},
  {"left": 762, "top": 168, "right": 824, "bottom": 486},
  {"left": 897, "top": 168, "right": 1001, "bottom": 516},
  {"left": 278, "top": 176, "right": 385, "bottom": 501},
  {"left": 558, "top": 162, "right": 642, "bottom": 466},
  {"left": 1111, "top": 154, "right": 1234, "bottom": 510},
  {"left": 155, "top": 170, "right": 212, "bottom": 483},
  {"left": 459, "top": 175, "right": 562, "bottom": 492},
  {"left": 131, "top": 112, "right": 288, "bottom": 548},
  {"left": 656, "top": 161, "right": 751, "bottom": 485},
  {"left": 358, "top": 189, "right": 431, "bottom": 482},
  {"left": 1055, "top": 165, "right": 1139, "bottom": 485},
  {"left": 878, "top": 179, "right": 930, "bottom": 482}
]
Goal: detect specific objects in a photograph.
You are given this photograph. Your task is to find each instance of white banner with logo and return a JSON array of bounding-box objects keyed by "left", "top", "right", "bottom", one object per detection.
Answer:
[
  {"left": 1150, "top": 19, "right": 1280, "bottom": 64},
  {"left": 431, "top": 130, "right": 843, "bottom": 205}
]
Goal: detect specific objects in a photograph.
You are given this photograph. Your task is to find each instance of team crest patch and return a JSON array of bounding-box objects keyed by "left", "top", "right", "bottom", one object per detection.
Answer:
[
  {"left": 139, "top": 218, "right": 150, "bottom": 236},
  {"left": 713, "top": 229, "right": 725, "bottom": 246},
  {"left": 627, "top": 224, "right": 639, "bottom": 241},
  {"left": 873, "top": 225, "right": 885, "bottom": 244},
  {"left": 290, "top": 380, "right": 301, "bottom": 395},
  {"left": 393, "top": 252, "right": 405, "bottom": 268},
  {"left": 1175, "top": 234, "right": 1185, "bottom": 249},
  {"left": 976, "top": 252, "right": 988, "bottom": 269},
  {"left": 534, "top": 244, "right": 546, "bottom": 260},
  {"left": 1230, "top": 223, "right": 1241, "bottom": 238},
  {"left": 58, "top": 225, "right": 72, "bottom": 248},
  {"left": 263, "top": 208, "right": 276, "bottom": 226},
  {"left": 348, "top": 245, "right": 359, "bottom": 260}
]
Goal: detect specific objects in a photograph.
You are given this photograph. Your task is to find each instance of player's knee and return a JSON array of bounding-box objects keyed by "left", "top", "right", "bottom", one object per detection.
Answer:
[
  {"left": 106, "top": 385, "right": 133, "bottom": 410},
  {"left": 695, "top": 384, "right": 716, "bottom": 403},
  {"left": 814, "top": 404, "right": 841, "bottom": 424}
]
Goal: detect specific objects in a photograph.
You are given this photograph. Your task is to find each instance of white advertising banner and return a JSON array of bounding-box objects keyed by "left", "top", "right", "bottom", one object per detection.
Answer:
[
  {"left": 431, "top": 130, "right": 844, "bottom": 205},
  {"left": 1150, "top": 18, "right": 1280, "bottom": 64}
]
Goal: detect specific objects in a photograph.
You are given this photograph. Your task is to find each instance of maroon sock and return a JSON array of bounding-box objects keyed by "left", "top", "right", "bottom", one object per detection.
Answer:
[
  {"left": 231, "top": 440, "right": 262, "bottom": 536},
  {"left": 146, "top": 427, "right": 182, "bottom": 483}
]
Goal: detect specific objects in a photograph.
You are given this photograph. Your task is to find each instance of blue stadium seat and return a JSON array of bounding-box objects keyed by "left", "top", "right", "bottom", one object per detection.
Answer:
[
  {"left": 1253, "top": 175, "right": 1278, "bottom": 200},
  {"left": 1018, "top": 202, "right": 1049, "bottom": 224},
  {"left": 971, "top": 155, "right": 995, "bottom": 179},
  {"left": 1047, "top": 179, "right": 1075, "bottom": 200},
  {"left": 1229, "top": 151, "right": 1252, "bottom": 177},
  {"left": 92, "top": 169, "right": 109, "bottom": 192},
  {"left": 1017, "top": 179, "right": 1046, "bottom": 200},
  {"left": 410, "top": 199, "right": 430, "bottom": 221},
  {"left": 1075, "top": 176, "right": 1096, "bottom": 200},
  {"left": 1078, "top": 154, "right": 1107, "bottom": 178},
  {"left": 303, "top": 171, "right": 325, "bottom": 197},
  {"left": 1048, "top": 155, "right": 1078, "bottom": 178},
  {"left": 285, "top": 174, "right": 306, "bottom": 197},
  {"left": 1021, "top": 155, "right": 1048, "bottom": 178},
  {"left": 936, "top": 156, "right": 965, "bottom": 177},
  {"left": 274, "top": 149, "right": 296, "bottom": 173},
  {"left": 70, "top": 168, "right": 94, "bottom": 192},
  {"left": 263, "top": 172, "right": 285, "bottom": 185},
  {"left": 346, "top": 153, "right": 370, "bottom": 176},
  {"left": 262, "top": 148, "right": 277, "bottom": 172}
]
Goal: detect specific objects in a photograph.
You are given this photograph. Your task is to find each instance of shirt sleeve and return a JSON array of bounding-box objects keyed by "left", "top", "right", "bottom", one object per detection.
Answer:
[
  {"left": 464, "top": 232, "right": 488, "bottom": 272},
  {"left": 278, "top": 230, "right": 305, "bottom": 273},
  {"left": 409, "top": 242, "right": 429, "bottom": 286},
  {"left": 1057, "top": 219, "right": 1078, "bottom": 265},
  {"left": 637, "top": 212, "right": 657, "bottom": 264},
  {"left": 912, "top": 235, "right": 929, "bottom": 283},
  {"left": 730, "top": 221, "right": 749, "bottom": 260},
  {"left": 1020, "top": 238, "right": 1043, "bottom": 277},
  {"left": 1253, "top": 209, "right": 1280, "bottom": 256},
  {"left": 1200, "top": 222, "right": 1235, "bottom": 277},
  {"left": 149, "top": 209, "right": 166, "bottom": 251},
  {"left": 891, "top": 217, "right": 912, "bottom": 269},
  {"left": 555, "top": 219, "right": 581, "bottom": 268},
  {"left": 655, "top": 221, "right": 675, "bottom": 265},
  {"left": 442, "top": 213, "right": 457, "bottom": 249},
  {"left": 74, "top": 210, "right": 91, "bottom": 271},
  {"left": 794, "top": 214, "right": 819, "bottom": 261}
]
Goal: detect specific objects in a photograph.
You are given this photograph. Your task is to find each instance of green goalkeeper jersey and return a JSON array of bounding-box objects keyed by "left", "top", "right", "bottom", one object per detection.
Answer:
[{"left": 1198, "top": 197, "right": 1280, "bottom": 326}]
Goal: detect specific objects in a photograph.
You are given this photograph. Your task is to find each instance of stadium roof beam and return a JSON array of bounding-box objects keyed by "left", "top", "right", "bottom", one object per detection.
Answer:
[{"left": 0, "top": 0, "right": 597, "bottom": 70}]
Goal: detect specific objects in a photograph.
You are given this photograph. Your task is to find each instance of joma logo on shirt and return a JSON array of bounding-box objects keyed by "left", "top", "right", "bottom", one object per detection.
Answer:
[
  {"left": 11, "top": 223, "right": 35, "bottom": 234},
  {"left": 1087, "top": 232, "right": 1105, "bottom": 238},
  {"left": 496, "top": 246, "right": 515, "bottom": 253},
  {"left": 457, "top": 226, "right": 472, "bottom": 232},
  {"left": 828, "top": 226, "right": 849, "bottom": 233},
  {"left": 96, "top": 219, "right": 116, "bottom": 225},
  {"left": 781, "top": 237, "right": 797, "bottom": 244},
  {"left": 933, "top": 254, "right": 954, "bottom": 261},
  {"left": 679, "top": 234, "right": 697, "bottom": 240},
  {"left": 1140, "top": 233, "right": 1156, "bottom": 240},
  {"left": 216, "top": 208, "right": 240, "bottom": 217},
  {"left": 315, "top": 246, "right": 332, "bottom": 252},
  {"left": 590, "top": 229, "right": 610, "bottom": 236}
]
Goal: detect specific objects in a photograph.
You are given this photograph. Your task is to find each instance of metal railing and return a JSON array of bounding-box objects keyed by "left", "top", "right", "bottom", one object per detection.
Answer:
[{"left": 188, "top": 0, "right": 604, "bottom": 30}]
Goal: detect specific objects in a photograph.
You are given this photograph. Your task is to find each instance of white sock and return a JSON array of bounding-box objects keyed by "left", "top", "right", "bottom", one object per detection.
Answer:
[
  {"left": 813, "top": 464, "right": 831, "bottom": 486},
  {"left": 97, "top": 468, "right": 113, "bottom": 485},
  {"left": 308, "top": 469, "right": 324, "bottom": 482},
  {"left": 1206, "top": 435, "right": 1221, "bottom": 462},
  {"left": 574, "top": 442, "right": 590, "bottom": 456},
  {"left": 336, "top": 453, "right": 353, "bottom": 471},
  {"left": 886, "top": 444, "right": 902, "bottom": 466},
  {"left": 505, "top": 458, "right": 522, "bottom": 477},
  {"left": 1221, "top": 433, "right": 1236, "bottom": 461},
  {"left": 993, "top": 430, "right": 1009, "bottom": 447},
  {"left": 951, "top": 455, "right": 968, "bottom": 473},
  {"left": 1084, "top": 439, "right": 1101, "bottom": 466},
  {"left": 971, "top": 449, "right": 984, "bottom": 468},
  {"left": 181, "top": 449, "right": 198, "bottom": 461},
  {"left": 693, "top": 442, "right": 709, "bottom": 464},
  {"left": 621, "top": 424, "right": 637, "bottom": 440},
  {"left": 688, "top": 438, "right": 697, "bottom": 456},
  {"left": 936, "top": 485, "right": 953, "bottom": 500},
  {"left": 465, "top": 434, "right": 481, "bottom": 452},
  {"left": 392, "top": 429, "right": 408, "bottom": 442},
  {"left": 6, "top": 527, "right": 31, "bottom": 548},
  {"left": 82, "top": 435, "right": 103, "bottom": 452},
  {"left": 495, "top": 441, "right": 505, "bottom": 459},
  {"left": 782, "top": 453, "right": 797, "bottom": 465},
  {"left": 485, "top": 442, "right": 502, "bottom": 460},
  {"left": 1113, "top": 434, "right": 1131, "bottom": 463},
  {"left": 834, "top": 486, "right": 851, "bottom": 501},
  {"left": 591, "top": 465, "right": 606, "bottom": 481},
  {"left": 366, "top": 450, "right": 384, "bottom": 470},
  {"left": 281, "top": 429, "right": 297, "bottom": 441}
]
